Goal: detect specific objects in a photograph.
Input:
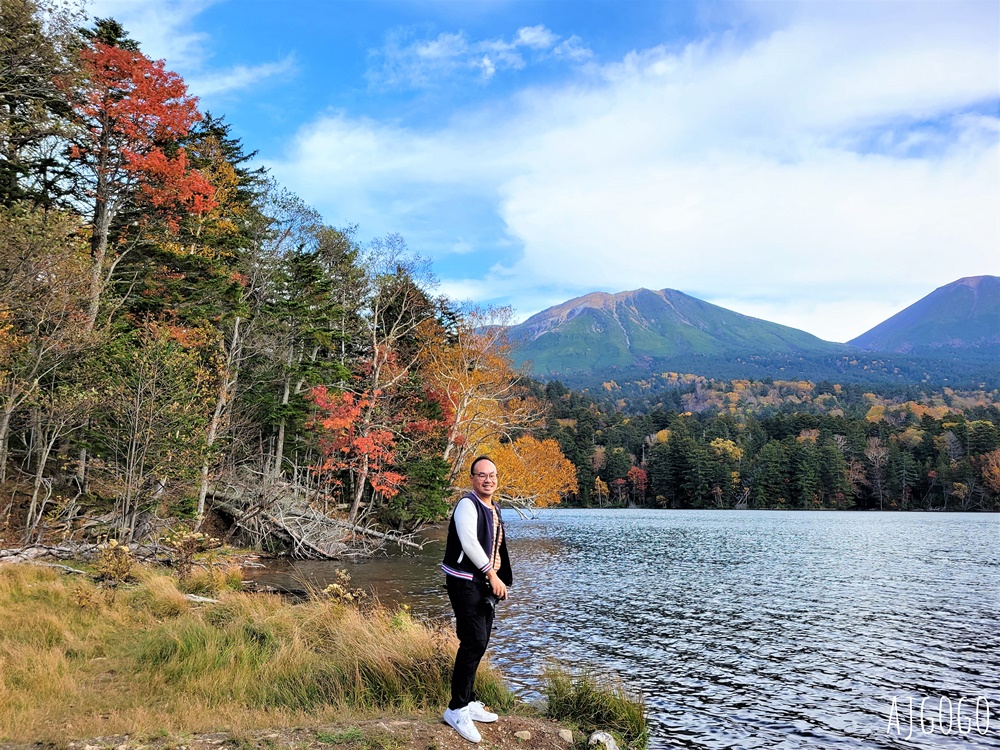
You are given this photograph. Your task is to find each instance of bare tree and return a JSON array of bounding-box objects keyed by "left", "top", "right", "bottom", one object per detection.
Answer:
[{"left": 864, "top": 436, "right": 889, "bottom": 510}]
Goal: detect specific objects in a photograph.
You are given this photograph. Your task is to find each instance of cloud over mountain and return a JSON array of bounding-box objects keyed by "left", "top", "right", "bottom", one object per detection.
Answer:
[{"left": 268, "top": 1, "right": 998, "bottom": 344}]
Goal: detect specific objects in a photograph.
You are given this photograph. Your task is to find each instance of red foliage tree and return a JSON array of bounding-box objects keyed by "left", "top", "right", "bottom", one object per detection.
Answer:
[
  {"left": 68, "top": 41, "right": 216, "bottom": 330},
  {"left": 627, "top": 465, "right": 649, "bottom": 503},
  {"left": 308, "top": 385, "right": 406, "bottom": 513}
]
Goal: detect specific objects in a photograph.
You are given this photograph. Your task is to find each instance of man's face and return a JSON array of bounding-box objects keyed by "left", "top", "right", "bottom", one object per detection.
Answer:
[{"left": 470, "top": 460, "right": 498, "bottom": 500}]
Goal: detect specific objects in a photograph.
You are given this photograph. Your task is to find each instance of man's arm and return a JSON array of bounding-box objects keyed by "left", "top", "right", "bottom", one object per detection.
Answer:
[{"left": 454, "top": 497, "right": 491, "bottom": 573}]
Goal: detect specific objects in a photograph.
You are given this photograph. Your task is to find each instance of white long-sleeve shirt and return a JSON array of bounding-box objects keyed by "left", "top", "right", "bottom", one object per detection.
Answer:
[{"left": 453, "top": 495, "right": 491, "bottom": 572}]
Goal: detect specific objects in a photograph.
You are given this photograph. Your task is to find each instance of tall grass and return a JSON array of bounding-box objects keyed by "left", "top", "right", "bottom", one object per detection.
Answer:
[
  {"left": 544, "top": 666, "right": 648, "bottom": 749},
  {"left": 0, "top": 564, "right": 512, "bottom": 741}
]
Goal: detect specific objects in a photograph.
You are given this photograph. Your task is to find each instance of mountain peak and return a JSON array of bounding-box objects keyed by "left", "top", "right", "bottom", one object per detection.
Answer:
[
  {"left": 849, "top": 275, "right": 1000, "bottom": 352},
  {"left": 511, "top": 286, "right": 837, "bottom": 375}
]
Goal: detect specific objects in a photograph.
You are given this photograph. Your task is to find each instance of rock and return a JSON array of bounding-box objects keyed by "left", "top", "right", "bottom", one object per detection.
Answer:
[
  {"left": 184, "top": 593, "right": 219, "bottom": 604},
  {"left": 588, "top": 731, "right": 619, "bottom": 750},
  {"left": 514, "top": 730, "right": 532, "bottom": 740},
  {"left": 558, "top": 728, "right": 574, "bottom": 743}
]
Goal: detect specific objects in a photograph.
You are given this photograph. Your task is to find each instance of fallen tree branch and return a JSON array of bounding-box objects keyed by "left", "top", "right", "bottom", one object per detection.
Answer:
[
  {"left": 31, "top": 561, "right": 88, "bottom": 574},
  {"left": 207, "top": 484, "right": 425, "bottom": 558}
]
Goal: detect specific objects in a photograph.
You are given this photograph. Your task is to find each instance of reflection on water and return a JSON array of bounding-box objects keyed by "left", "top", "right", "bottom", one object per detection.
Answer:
[{"left": 249, "top": 510, "right": 1000, "bottom": 749}]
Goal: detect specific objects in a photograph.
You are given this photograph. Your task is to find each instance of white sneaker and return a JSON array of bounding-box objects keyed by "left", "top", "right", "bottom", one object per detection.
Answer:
[
  {"left": 468, "top": 700, "right": 498, "bottom": 723},
  {"left": 444, "top": 706, "right": 482, "bottom": 743}
]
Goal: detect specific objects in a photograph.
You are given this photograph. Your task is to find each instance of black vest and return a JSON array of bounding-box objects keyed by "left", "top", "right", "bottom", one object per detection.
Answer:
[{"left": 441, "top": 493, "right": 513, "bottom": 586}]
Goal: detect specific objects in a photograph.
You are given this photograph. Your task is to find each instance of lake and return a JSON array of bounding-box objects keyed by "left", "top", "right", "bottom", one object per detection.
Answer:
[{"left": 251, "top": 509, "right": 1000, "bottom": 748}]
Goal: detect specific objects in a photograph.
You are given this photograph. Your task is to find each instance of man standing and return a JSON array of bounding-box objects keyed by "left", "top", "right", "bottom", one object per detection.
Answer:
[{"left": 440, "top": 456, "right": 512, "bottom": 744}]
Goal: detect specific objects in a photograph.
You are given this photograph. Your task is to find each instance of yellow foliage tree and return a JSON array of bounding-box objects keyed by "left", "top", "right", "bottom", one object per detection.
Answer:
[
  {"left": 709, "top": 438, "right": 743, "bottom": 461},
  {"left": 418, "top": 306, "right": 544, "bottom": 485},
  {"left": 483, "top": 436, "right": 578, "bottom": 509},
  {"left": 979, "top": 449, "right": 1000, "bottom": 494},
  {"left": 594, "top": 476, "right": 609, "bottom": 506}
]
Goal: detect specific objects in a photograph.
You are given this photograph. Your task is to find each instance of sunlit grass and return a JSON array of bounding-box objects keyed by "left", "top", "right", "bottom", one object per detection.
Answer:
[
  {"left": 544, "top": 666, "right": 648, "bottom": 749},
  {"left": 0, "top": 563, "right": 512, "bottom": 741}
]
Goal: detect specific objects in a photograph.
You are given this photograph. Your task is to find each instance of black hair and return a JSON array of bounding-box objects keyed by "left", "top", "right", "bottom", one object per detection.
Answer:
[{"left": 470, "top": 456, "right": 496, "bottom": 475}]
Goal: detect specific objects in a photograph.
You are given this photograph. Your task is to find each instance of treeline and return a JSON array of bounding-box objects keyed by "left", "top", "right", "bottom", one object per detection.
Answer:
[
  {"left": 545, "top": 348, "right": 1000, "bottom": 395},
  {"left": 539, "top": 380, "right": 1000, "bottom": 511},
  {"left": 0, "top": 0, "right": 575, "bottom": 547}
]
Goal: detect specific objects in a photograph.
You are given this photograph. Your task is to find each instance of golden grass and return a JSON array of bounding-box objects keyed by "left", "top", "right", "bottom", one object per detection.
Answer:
[
  {"left": 0, "top": 563, "right": 513, "bottom": 742},
  {"left": 544, "top": 666, "right": 648, "bottom": 749}
]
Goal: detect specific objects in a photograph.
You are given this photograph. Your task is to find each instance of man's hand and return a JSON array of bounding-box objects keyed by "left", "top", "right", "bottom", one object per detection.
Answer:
[{"left": 487, "top": 571, "right": 507, "bottom": 600}]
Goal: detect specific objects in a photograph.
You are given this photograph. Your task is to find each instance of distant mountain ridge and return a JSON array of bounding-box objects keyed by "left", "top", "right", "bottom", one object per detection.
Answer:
[
  {"left": 849, "top": 276, "right": 1000, "bottom": 352},
  {"left": 510, "top": 287, "right": 839, "bottom": 376},
  {"left": 509, "top": 277, "right": 1000, "bottom": 387}
]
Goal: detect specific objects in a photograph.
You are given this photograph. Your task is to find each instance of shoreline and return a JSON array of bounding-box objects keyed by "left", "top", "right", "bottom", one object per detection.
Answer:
[{"left": 0, "top": 560, "right": 642, "bottom": 749}]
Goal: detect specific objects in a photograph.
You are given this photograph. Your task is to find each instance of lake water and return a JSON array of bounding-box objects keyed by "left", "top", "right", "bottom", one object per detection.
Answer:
[{"left": 251, "top": 510, "right": 1000, "bottom": 748}]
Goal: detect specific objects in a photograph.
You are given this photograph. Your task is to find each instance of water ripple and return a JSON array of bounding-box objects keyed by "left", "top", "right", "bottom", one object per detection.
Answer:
[{"left": 253, "top": 509, "right": 1000, "bottom": 749}]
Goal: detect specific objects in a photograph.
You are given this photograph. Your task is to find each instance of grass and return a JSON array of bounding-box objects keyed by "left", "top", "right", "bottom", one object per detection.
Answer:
[
  {"left": 543, "top": 666, "right": 648, "bottom": 749},
  {"left": 315, "top": 726, "right": 403, "bottom": 749},
  {"left": 0, "top": 563, "right": 513, "bottom": 742}
]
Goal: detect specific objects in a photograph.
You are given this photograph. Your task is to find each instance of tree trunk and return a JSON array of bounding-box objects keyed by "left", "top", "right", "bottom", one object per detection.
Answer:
[
  {"left": 271, "top": 344, "right": 294, "bottom": 482},
  {"left": 195, "top": 316, "right": 242, "bottom": 530},
  {"left": 347, "top": 452, "right": 369, "bottom": 525},
  {"left": 84, "top": 161, "right": 113, "bottom": 332},
  {"left": 24, "top": 425, "right": 57, "bottom": 543},
  {"left": 0, "top": 406, "right": 13, "bottom": 483}
]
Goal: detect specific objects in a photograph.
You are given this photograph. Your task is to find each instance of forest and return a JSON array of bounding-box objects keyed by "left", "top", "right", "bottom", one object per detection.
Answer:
[
  {"left": 1, "top": 0, "right": 996, "bottom": 560},
  {"left": 539, "top": 377, "right": 1000, "bottom": 511},
  {"left": 0, "top": 0, "right": 575, "bottom": 554}
]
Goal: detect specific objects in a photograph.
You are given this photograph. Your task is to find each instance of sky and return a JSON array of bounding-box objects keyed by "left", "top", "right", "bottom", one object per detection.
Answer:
[{"left": 87, "top": 0, "right": 1000, "bottom": 343}]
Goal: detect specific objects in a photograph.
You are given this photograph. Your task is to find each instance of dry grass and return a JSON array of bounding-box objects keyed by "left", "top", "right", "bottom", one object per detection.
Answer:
[
  {"left": 544, "top": 666, "right": 648, "bottom": 749},
  {"left": 0, "top": 563, "right": 513, "bottom": 742}
]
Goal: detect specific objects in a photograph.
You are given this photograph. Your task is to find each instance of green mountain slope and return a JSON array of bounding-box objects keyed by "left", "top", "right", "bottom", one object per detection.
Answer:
[
  {"left": 848, "top": 276, "right": 1000, "bottom": 352},
  {"left": 510, "top": 288, "right": 840, "bottom": 376}
]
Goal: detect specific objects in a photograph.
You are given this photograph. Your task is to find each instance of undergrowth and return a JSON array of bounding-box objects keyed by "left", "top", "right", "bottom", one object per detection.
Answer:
[
  {"left": 544, "top": 666, "right": 648, "bottom": 749},
  {"left": 0, "top": 563, "right": 512, "bottom": 741}
]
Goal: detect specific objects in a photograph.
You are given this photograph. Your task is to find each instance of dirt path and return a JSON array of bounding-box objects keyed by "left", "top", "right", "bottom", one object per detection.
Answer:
[{"left": 1, "top": 715, "right": 582, "bottom": 750}]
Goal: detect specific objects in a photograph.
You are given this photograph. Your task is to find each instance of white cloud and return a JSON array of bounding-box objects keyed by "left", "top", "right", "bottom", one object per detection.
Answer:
[
  {"left": 367, "top": 23, "right": 580, "bottom": 88},
  {"left": 272, "top": 1, "right": 1000, "bottom": 342},
  {"left": 187, "top": 56, "right": 296, "bottom": 97},
  {"left": 516, "top": 25, "right": 559, "bottom": 50},
  {"left": 88, "top": 0, "right": 293, "bottom": 100},
  {"left": 88, "top": 0, "right": 216, "bottom": 67},
  {"left": 554, "top": 35, "right": 593, "bottom": 62}
]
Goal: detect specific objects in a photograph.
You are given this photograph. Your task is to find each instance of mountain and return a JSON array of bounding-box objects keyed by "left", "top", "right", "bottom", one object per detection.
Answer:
[
  {"left": 848, "top": 276, "right": 1000, "bottom": 352},
  {"left": 509, "top": 287, "right": 840, "bottom": 376}
]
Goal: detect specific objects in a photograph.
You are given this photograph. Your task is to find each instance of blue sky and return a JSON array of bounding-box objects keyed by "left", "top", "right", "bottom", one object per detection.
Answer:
[{"left": 89, "top": 0, "right": 999, "bottom": 343}]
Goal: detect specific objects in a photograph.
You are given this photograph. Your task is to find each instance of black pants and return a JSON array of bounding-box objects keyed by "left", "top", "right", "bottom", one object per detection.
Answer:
[{"left": 446, "top": 576, "right": 495, "bottom": 710}]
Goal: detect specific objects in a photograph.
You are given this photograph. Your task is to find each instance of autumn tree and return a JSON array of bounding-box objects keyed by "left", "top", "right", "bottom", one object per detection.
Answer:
[
  {"left": 417, "top": 305, "right": 545, "bottom": 486},
  {"left": 487, "top": 436, "right": 578, "bottom": 509},
  {"left": 66, "top": 20, "right": 215, "bottom": 331},
  {"left": 307, "top": 237, "right": 440, "bottom": 524},
  {"left": 308, "top": 385, "right": 405, "bottom": 511},
  {"left": 0, "top": 204, "right": 91, "bottom": 482},
  {"left": 626, "top": 465, "right": 649, "bottom": 504}
]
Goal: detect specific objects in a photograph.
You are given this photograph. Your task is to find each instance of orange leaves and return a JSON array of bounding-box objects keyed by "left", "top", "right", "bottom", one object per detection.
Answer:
[
  {"left": 308, "top": 386, "right": 404, "bottom": 500},
  {"left": 487, "top": 436, "right": 578, "bottom": 508},
  {"left": 77, "top": 45, "right": 199, "bottom": 139},
  {"left": 416, "top": 306, "right": 544, "bottom": 482},
  {"left": 71, "top": 42, "right": 216, "bottom": 230}
]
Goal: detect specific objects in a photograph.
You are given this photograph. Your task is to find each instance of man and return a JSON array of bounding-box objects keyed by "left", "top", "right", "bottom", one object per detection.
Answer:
[{"left": 440, "top": 456, "right": 512, "bottom": 744}]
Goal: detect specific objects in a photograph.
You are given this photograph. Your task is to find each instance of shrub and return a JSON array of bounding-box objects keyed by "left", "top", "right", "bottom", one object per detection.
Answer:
[{"left": 544, "top": 666, "right": 648, "bottom": 749}]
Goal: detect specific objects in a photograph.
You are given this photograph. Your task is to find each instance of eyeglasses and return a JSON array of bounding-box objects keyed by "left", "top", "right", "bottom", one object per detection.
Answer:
[{"left": 473, "top": 473, "right": 498, "bottom": 480}]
